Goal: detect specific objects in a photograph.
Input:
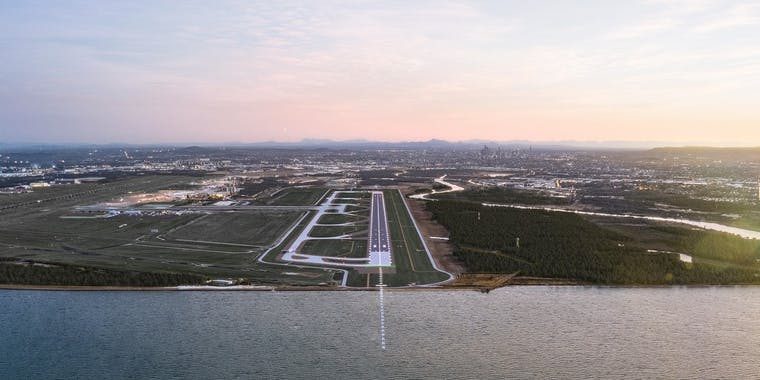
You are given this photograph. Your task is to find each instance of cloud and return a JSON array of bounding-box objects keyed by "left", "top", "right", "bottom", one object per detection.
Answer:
[
  {"left": 642, "top": 0, "right": 719, "bottom": 13},
  {"left": 694, "top": 3, "right": 760, "bottom": 32},
  {"left": 607, "top": 17, "right": 680, "bottom": 39},
  {"left": 3, "top": 1, "right": 760, "bottom": 144}
]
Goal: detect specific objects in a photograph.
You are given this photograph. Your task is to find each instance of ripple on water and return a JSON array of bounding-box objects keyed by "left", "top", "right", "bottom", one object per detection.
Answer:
[{"left": 2, "top": 287, "right": 760, "bottom": 379}]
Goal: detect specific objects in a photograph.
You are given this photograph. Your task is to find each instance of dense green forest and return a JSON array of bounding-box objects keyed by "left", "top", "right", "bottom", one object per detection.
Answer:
[
  {"left": 0, "top": 259, "right": 205, "bottom": 286},
  {"left": 628, "top": 190, "right": 757, "bottom": 214},
  {"left": 427, "top": 200, "right": 760, "bottom": 284},
  {"left": 435, "top": 187, "right": 570, "bottom": 205},
  {"left": 648, "top": 226, "right": 760, "bottom": 265}
]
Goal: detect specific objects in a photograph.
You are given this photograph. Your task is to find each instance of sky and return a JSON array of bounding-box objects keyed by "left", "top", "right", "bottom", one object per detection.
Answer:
[{"left": 1, "top": 0, "right": 759, "bottom": 145}]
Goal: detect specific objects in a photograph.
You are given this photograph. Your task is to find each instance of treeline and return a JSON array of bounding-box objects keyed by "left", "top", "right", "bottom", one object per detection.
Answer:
[
  {"left": 435, "top": 187, "right": 570, "bottom": 205},
  {"left": 650, "top": 226, "right": 760, "bottom": 265},
  {"left": 427, "top": 200, "right": 760, "bottom": 284},
  {"left": 0, "top": 259, "right": 205, "bottom": 287},
  {"left": 630, "top": 190, "right": 756, "bottom": 214}
]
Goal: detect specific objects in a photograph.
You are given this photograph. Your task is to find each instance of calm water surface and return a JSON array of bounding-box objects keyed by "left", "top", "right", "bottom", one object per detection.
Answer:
[{"left": 2, "top": 287, "right": 760, "bottom": 379}]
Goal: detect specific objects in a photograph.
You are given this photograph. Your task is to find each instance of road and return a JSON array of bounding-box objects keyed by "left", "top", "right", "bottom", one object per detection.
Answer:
[
  {"left": 409, "top": 175, "right": 465, "bottom": 200},
  {"left": 75, "top": 204, "right": 318, "bottom": 213}
]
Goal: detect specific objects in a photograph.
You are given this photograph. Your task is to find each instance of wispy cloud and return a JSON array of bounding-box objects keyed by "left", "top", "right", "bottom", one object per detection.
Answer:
[
  {"left": 2, "top": 0, "right": 760, "bottom": 144},
  {"left": 643, "top": 0, "right": 719, "bottom": 13},
  {"left": 694, "top": 3, "right": 760, "bottom": 32},
  {"left": 607, "top": 17, "right": 680, "bottom": 39}
]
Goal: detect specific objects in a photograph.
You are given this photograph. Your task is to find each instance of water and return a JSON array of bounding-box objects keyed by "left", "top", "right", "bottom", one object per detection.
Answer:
[{"left": 2, "top": 287, "right": 760, "bottom": 379}]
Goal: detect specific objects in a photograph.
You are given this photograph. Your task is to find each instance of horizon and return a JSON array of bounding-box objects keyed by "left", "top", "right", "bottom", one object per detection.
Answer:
[
  {"left": 3, "top": 137, "right": 760, "bottom": 150},
  {"left": 2, "top": 1, "right": 760, "bottom": 145},
  {"left": 4, "top": 2, "right": 760, "bottom": 377}
]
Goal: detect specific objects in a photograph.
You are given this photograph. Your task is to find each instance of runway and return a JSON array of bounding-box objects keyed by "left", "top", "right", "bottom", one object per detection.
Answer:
[
  {"left": 368, "top": 191, "right": 392, "bottom": 267},
  {"left": 278, "top": 190, "right": 392, "bottom": 268}
]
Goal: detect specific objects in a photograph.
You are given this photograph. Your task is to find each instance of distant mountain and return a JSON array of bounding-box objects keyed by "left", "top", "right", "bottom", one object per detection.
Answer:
[
  {"left": 650, "top": 146, "right": 760, "bottom": 153},
  {"left": 4, "top": 139, "right": 748, "bottom": 152},
  {"left": 647, "top": 146, "right": 760, "bottom": 160},
  {"left": 228, "top": 138, "right": 649, "bottom": 150},
  {"left": 224, "top": 139, "right": 469, "bottom": 149}
]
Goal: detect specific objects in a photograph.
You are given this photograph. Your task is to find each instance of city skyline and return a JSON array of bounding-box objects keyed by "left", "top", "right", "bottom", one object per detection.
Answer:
[{"left": 2, "top": 1, "right": 760, "bottom": 145}]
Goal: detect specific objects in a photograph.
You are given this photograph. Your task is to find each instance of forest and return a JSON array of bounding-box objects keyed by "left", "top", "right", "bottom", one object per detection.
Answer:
[
  {"left": 427, "top": 200, "right": 760, "bottom": 284},
  {"left": 434, "top": 186, "right": 570, "bottom": 205},
  {"left": 0, "top": 258, "right": 206, "bottom": 287}
]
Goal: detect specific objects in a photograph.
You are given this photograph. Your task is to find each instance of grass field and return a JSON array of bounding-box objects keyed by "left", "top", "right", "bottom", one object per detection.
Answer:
[
  {"left": 0, "top": 176, "right": 336, "bottom": 285},
  {"left": 166, "top": 211, "right": 301, "bottom": 246},
  {"left": 309, "top": 224, "right": 367, "bottom": 238},
  {"left": 300, "top": 239, "right": 368, "bottom": 258},
  {"left": 0, "top": 212, "right": 263, "bottom": 278},
  {"left": 335, "top": 192, "right": 371, "bottom": 199},
  {"left": 333, "top": 197, "right": 369, "bottom": 203},
  {"left": 269, "top": 187, "right": 328, "bottom": 206},
  {"left": 0, "top": 178, "right": 449, "bottom": 287},
  {"left": 317, "top": 213, "right": 365, "bottom": 224},
  {"left": 346, "top": 190, "right": 449, "bottom": 287},
  {"left": 273, "top": 188, "right": 449, "bottom": 286}
]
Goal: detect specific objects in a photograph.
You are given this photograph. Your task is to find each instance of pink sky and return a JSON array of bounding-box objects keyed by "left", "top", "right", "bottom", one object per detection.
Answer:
[{"left": 2, "top": 1, "right": 759, "bottom": 145}]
